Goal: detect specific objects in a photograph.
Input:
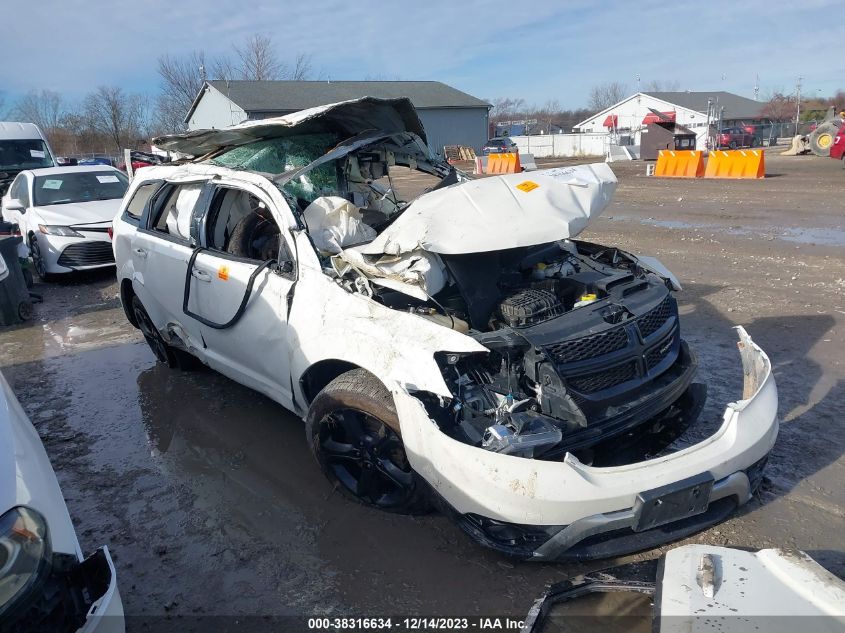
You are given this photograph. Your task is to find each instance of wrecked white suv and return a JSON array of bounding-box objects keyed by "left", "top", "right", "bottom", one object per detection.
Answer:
[{"left": 112, "top": 98, "right": 778, "bottom": 560}]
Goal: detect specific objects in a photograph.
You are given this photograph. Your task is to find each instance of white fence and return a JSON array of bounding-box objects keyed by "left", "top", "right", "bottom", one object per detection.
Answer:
[{"left": 510, "top": 133, "right": 607, "bottom": 158}]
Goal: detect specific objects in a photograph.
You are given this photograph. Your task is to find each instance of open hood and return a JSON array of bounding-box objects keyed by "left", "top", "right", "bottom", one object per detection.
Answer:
[
  {"left": 153, "top": 97, "right": 427, "bottom": 157},
  {"left": 356, "top": 163, "right": 617, "bottom": 256}
]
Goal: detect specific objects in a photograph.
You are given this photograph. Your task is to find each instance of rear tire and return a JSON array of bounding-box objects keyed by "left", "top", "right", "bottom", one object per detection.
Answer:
[
  {"left": 131, "top": 295, "right": 199, "bottom": 370},
  {"left": 307, "top": 368, "right": 431, "bottom": 514},
  {"left": 809, "top": 122, "right": 839, "bottom": 157},
  {"left": 729, "top": 140, "right": 738, "bottom": 149}
]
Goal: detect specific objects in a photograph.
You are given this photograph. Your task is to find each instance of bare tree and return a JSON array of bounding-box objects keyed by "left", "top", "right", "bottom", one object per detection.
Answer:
[
  {"left": 644, "top": 79, "right": 680, "bottom": 92},
  {"left": 211, "top": 54, "right": 237, "bottom": 82},
  {"left": 156, "top": 51, "right": 207, "bottom": 131},
  {"left": 489, "top": 97, "right": 526, "bottom": 125},
  {"left": 588, "top": 82, "right": 628, "bottom": 112},
  {"left": 83, "top": 86, "right": 148, "bottom": 152},
  {"left": 538, "top": 99, "right": 561, "bottom": 134},
  {"left": 234, "top": 33, "right": 283, "bottom": 80},
  {"left": 760, "top": 92, "right": 795, "bottom": 122},
  {"left": 290, "top": 53, "right": 313, "bottom": 81},
  {"left": 12, "top": 90, "right": 64, "bottom": 131}
]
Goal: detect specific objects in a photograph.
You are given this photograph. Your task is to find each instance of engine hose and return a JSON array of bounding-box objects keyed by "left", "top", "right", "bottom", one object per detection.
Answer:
[{"left": 182, "top": 247, "right": 276, "bottom": 330}]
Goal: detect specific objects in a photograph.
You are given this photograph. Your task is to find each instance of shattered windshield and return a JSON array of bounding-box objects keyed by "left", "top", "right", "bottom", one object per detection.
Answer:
[
  {"left": 208, "top": 133, "right": 344, "bottom": 207},
  {"left": 208, "top": 133, "right": 340, "bottom": 175}
]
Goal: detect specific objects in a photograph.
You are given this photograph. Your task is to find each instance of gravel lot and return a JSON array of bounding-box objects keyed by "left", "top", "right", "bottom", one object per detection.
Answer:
[{"left": 1, "top": 151, "right": 843, "bottom": 630}]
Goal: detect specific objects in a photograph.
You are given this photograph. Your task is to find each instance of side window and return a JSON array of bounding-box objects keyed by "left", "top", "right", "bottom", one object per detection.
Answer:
[
  {"left": 205, "top": 188, "right": 287, "bottom": 263},
  {"left": 124, "top": 181, "right": 160, "bottom": 222},
  {"left": 148, "top": 183, "right": 204, "bottom": 242}
]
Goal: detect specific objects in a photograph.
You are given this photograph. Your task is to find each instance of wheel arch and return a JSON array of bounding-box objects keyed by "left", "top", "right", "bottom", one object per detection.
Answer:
[
  {"left": 120, "top": 278, "right": 140, "bottom": 328},
  {"left": 298, "top": 359, "right": 364, "bottom": 406}
]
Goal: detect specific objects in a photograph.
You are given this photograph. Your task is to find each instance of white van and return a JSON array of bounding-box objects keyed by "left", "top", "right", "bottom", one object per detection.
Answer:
[{"left": 0, "top": 122, "right": 55, "bottom": 196}]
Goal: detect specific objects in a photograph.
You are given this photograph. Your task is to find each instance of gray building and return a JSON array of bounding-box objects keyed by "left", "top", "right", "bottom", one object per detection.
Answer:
[{"left": 185, "top": 80, "right": 491, "bottom": 155}]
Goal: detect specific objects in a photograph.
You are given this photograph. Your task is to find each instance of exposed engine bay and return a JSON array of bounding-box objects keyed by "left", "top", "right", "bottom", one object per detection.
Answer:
[{"left": 363, "top": 239, "right": 698, "bottom": 464}]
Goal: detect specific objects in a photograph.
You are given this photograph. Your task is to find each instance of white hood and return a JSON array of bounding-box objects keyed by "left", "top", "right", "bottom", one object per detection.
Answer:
[
  {"left": 34, "top": 199, "right": 121, "bottom": 227},
  {"left": 357, "top": 163, "right": 617, "bottom": 256}
]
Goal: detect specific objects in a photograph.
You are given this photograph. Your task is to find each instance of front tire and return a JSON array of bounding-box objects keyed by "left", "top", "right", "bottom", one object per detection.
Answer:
[
  {"left": 307, "top": 369, "right": 431, "bottom": 514},
  {"left": 809, "top": 122, "right": 839, "bottom": 157},
  {"left": 28, "top": 235, "right": 52, "bottom": 282}
]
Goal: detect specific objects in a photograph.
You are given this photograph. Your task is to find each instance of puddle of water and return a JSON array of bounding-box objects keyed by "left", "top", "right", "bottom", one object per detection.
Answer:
[
  {"left": 778, "top": 226, "right": 845, "bottom": 247},
  {"left": 609, "top": 215, "right": 845, "bottom": 247}
]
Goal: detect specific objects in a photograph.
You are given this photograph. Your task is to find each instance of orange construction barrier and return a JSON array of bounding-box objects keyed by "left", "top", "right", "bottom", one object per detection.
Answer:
[
  {"left": 486, "top": 152, "right": 522, "bottom": 174},
  {"left": 487, "top": 153, "right": 502, "bottom": 174},
  {"left": 653, "top": 150, "right": 705, "bottom": 178},
  {"left": 704, "top": 149, "right": 765, "bottom": 179}
]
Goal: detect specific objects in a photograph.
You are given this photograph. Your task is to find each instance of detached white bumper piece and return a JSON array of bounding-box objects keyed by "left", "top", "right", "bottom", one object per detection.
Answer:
[
  {"left": 660, "top": 545, "right": 845, "bottom": 632},
  {"left": 395, "top": 327, "right": 778, "bottom": 559},
  {"left": 522, "top": 544, "right": 845, "bottom": 633}
]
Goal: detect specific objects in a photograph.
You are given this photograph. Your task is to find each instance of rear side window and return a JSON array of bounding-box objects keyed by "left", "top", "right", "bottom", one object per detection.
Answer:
[
  {"left": 124, "top": 182, "right": 160, "bottom": 222},
  {"left": 148, "top": 183, "right": 204, "bottom": 242}
]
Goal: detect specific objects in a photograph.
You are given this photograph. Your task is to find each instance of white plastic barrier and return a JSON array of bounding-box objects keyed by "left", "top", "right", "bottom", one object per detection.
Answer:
[{"left": 509, "top": 133, "right": 607, "bottom": 158}]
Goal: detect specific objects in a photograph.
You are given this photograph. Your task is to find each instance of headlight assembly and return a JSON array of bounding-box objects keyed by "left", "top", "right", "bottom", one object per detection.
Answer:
[
  {"left": 38, "top": 225, "right": 82, "bottom": 237},
  {"left": 0, "top": 507, "right": 51, "bottom": 617}
]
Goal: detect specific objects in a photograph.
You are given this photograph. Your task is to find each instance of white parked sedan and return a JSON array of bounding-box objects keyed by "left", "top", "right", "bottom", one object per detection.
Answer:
[
  {"left": 0, "top": 371, "right": 124, "bottom": 631},
  {"left": 0, "top": 166, "right": 128, "bottom": 280},
  {"left": 113, "top": 97, "right": 778, "bottom": 560}
]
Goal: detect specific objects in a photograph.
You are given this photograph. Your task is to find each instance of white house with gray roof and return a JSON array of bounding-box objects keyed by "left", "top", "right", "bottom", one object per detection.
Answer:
[
  {"left": 575, "top": 91, "right": 769, "bottom": 149},
  {"left": 185, "top": 80, "right": 491, "bottom": 156}
]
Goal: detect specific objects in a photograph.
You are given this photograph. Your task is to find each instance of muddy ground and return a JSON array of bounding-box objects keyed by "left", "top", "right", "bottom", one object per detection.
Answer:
[{"left": 1, "top": 152, "right": 843, "bottom": 630}]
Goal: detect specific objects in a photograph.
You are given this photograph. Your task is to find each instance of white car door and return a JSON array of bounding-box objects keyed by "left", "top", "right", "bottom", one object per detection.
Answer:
[
  {"left": 131, "top": 179, "right": 210, "bottom": 351},
  {"left": 181, "top": 180, "right": 297, "bottom": 407}
]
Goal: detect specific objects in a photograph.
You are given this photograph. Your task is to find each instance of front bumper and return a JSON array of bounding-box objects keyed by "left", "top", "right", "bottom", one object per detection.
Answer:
[
  {"left": 37, "top": 233, "right": 115, "bottom": 274},
  {"left": 3, "top": 546, "right": 124, "bottom": 633},
  {"left": 80, "top": 546, "right": 124, "bottom": 633},
  {"left": 395, "top": 327, "right": 778, "bottom": 560}
]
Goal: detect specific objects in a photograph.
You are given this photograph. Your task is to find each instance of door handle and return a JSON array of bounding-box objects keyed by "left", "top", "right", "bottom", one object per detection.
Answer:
[
  {"left": 133, "top": 247, "right": 147, "bottom": 259},
  {"left": 191, "top": 269, "right": 212, "bottom": 282}
]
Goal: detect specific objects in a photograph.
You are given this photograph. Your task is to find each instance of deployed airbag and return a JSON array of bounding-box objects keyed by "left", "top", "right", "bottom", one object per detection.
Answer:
[{"left": 302, "top": 196, "right": 376, "bottom": 254}]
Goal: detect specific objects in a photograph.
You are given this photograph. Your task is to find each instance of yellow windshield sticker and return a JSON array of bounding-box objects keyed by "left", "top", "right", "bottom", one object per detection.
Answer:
[
  {"left": 218, "top": 266, "right": 229, "bottom": 281},
  {"left": 516, "top": 180, "right": 539, "bottom": 192}
]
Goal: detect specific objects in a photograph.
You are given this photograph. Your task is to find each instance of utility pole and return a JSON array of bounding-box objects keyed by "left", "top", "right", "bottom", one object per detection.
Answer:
[
  {"left": 795, "top": 76, "right": 802, "bottom": 135},
  {"left": 754, "top": 74, "right": 759, "bottom": 101}
]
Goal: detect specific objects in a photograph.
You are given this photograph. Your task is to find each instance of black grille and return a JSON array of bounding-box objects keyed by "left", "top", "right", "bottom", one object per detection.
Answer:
[
  {"left": 645, "top": 336, "right": 675, "bottom": 370},
  {"left": 568, "top": 361, "right": 638, "bottom": 393},
  {"left": 637, "top": 296, "right": 672, "bottom": 338},
  {"left": 545, "top": 327, "right": 629, "bottom": 364},
  {"left": 57, "top": 241, "right": 115, "bottom": 268}
]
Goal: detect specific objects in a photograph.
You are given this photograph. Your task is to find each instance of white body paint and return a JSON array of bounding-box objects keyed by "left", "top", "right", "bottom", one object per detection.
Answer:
[{"left": 114, "top": 99, "right": 778, "bottom": 551}]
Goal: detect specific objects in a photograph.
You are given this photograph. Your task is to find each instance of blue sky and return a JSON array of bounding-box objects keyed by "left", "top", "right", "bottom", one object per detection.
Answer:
[{"left": 3, "top": 0, "right": 840, "bottom": 110}]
